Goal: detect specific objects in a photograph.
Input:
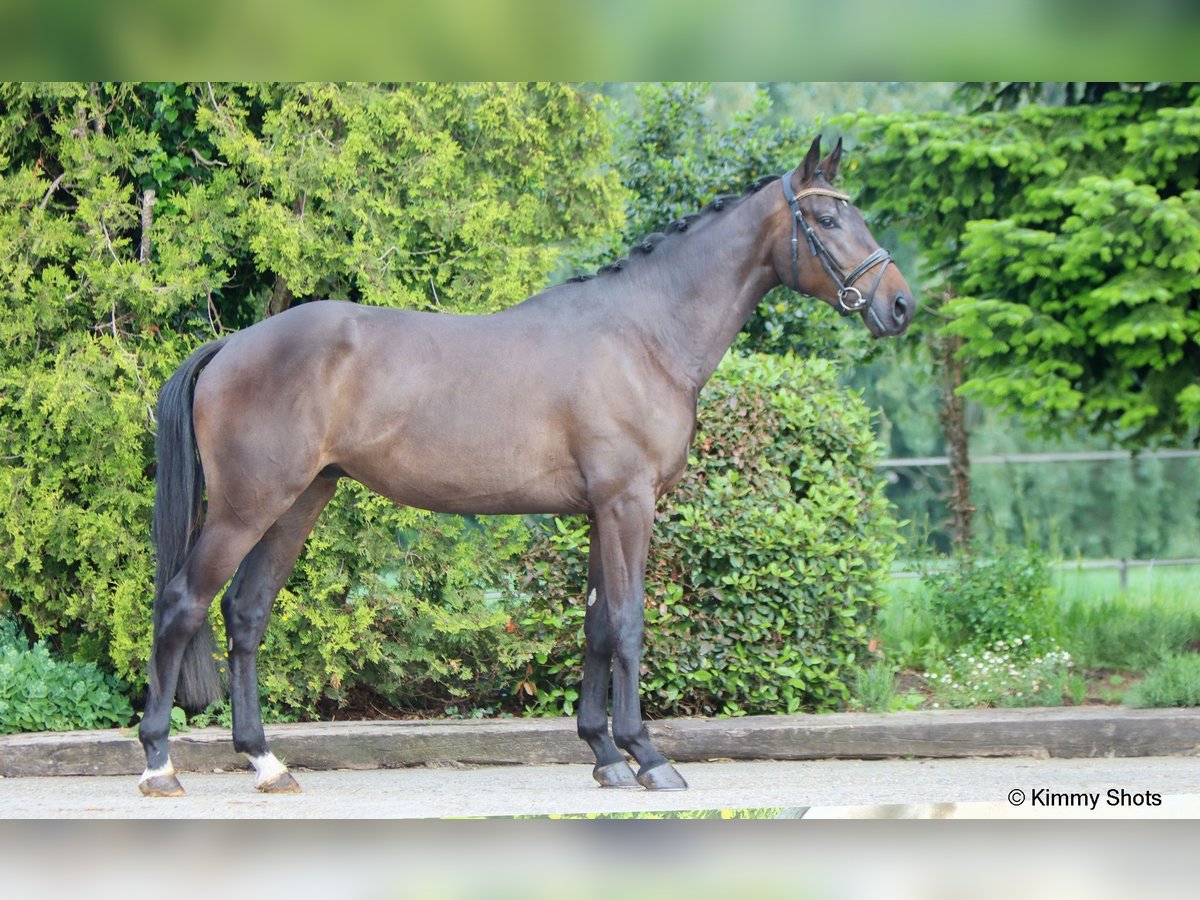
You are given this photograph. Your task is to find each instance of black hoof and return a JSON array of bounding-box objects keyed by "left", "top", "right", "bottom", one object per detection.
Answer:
[
  {"left": 256, "top": 770, "right": 303, "bottom": 794},
  {"left": 593, "top": 761, "right": 640, "bottom": 789},
  {"left": 636, "top": 763, "right": 688, "bottom": 791},
  {"left": 139, "top": 773, "right": 185, "bottom": 797}
]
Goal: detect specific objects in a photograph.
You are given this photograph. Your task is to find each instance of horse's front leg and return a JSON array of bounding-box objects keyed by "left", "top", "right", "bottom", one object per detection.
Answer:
[
  {"left": 577, "top": 521, "right": 639, "bottom": 788},
  {"left": 592, "top": 487, "right": 687, "bottom": 791}
]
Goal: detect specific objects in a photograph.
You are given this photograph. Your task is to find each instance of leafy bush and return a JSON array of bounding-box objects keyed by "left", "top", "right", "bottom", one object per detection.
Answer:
[
  {"left": 0, "top": 616, "right": 134, "bottom": 733},
  {"left": 905, "top": 548, "right": 1074, "bottom": 709},
  {"left": 518, "top": 352, "right": 899, "bottom": 717},
  {"left": 247, "top": 486, "right": 547, "bottom": 719},
  {"left": 921, "top": 545, "right": 1059, "bottom": 655}
]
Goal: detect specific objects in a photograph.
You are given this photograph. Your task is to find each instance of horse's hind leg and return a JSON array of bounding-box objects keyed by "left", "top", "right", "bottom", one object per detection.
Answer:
[
  {"left": 578, "top": 522, "right": 638, "bottom": 788},
  {"left": 221, "top": 476, "right": 338, "bottom": 793},
  {"left": 139, "top": 513, "right": 277, "bottom": 796}
]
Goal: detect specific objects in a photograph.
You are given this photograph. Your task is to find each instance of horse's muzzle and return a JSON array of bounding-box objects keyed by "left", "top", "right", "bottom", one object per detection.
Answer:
[{"left": 866, "top": 292, "right": 913, "bottom": 338}]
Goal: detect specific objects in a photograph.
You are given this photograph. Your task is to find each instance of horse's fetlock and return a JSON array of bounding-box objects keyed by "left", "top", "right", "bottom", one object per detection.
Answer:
[
  {"left": 611, "top": 724, "right": 647, "bottom": 750},
  {"left": 577, "top": 717, "right": 608, "bottom": 742}
]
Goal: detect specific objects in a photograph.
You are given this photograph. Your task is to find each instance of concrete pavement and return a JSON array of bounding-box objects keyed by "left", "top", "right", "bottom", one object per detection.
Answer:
[{"left": 2, "top": 755, "right": 1198, "bottom": 818}]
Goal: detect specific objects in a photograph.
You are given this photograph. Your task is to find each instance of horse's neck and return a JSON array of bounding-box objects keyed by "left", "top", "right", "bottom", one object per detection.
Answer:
[{"left": 626, "top": 188, "right": 782, "bottom": 393}]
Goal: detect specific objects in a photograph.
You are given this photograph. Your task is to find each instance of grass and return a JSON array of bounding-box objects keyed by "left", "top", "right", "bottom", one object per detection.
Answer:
[
  {"left": 868, "top": 562, "right": 1200, "bottom": 711},
  {"left": 875, "top": 577, "right": 943, "bottom": 673},
  {"left": 1124, "top": 653, "right": 1200, "bottom": 708},
  {"left": 1054, "top": 566, "right": 1200, "bottom": 671}
]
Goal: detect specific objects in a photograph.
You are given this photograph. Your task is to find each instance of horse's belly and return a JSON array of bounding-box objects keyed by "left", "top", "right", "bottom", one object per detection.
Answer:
[{"left": 341, "top": 436, "right": 590, "bottom": 516}]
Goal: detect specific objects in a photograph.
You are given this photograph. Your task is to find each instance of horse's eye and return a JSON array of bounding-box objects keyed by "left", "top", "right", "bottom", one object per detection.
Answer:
[{"left": 819, "top": 216, "right": 837, "bottom": 228}]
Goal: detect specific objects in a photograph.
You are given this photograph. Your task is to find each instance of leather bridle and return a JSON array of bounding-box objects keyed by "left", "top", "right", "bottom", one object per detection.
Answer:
[{"left": 781, "top": 170, "right": 893, "bottom": 316}]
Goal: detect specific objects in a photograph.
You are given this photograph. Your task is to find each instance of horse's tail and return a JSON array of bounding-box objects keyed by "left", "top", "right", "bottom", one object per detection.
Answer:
[{"left": 151, "top": 337, "right": 230, "bottom": 712}]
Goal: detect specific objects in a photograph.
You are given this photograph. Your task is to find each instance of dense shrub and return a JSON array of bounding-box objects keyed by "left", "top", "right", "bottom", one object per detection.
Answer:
[
  {"left": 921, "top": 545, "right": 1059, "bottom": 655},
  {"left": 910, "top": 546, "right": 1072, "bottom": 708},
  {"left": 253, "top": 493, "right": 547, "bottom": 718},
  {"left": 517, "top": 352, "right": 899, "bottom": 717},
  {"left": 0, "top": 616, "right": 134, "bottom": 733}
]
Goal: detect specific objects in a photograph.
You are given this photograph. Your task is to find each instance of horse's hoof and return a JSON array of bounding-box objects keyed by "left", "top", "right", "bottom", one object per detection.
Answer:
[
  {"left": 139, "top": 773, "right": 185, "bottom": 797},
  {"left": 636, "top": 763, "right": 688, "bottom": 791},
  {"left": 593, "top": 761, "right": 640, "bottom": 789},
  {"left": 256, "top": 770, "right": 303, "bottom": 794}
]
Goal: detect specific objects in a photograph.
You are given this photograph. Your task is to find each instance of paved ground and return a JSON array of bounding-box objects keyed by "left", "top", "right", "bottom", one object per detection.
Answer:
[{"left": 3, "top": 754, "right": 1197, "bottom": 818}]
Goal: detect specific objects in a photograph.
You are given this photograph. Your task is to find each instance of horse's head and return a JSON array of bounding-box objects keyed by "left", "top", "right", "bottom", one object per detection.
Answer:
[{"left": 774, "top": 135, "right": 913, "bottom": 338}]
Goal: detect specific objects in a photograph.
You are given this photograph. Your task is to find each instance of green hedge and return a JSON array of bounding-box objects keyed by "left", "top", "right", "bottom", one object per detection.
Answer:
[{"left": 517, "top": 351, "right": 899, "bottom": 717}]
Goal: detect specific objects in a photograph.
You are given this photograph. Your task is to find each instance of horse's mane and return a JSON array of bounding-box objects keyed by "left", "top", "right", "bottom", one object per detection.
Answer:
[{"left": 564, "top": 174, "right": 783, "bottom": 284}]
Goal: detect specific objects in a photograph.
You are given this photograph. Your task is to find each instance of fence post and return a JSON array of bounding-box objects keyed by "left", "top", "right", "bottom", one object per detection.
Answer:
[{"left": 1119, "top": 558, "right": 1129, "bottom": 591}]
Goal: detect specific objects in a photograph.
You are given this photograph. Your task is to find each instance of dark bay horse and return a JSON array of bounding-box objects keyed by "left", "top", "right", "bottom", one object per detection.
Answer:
[{"left": 138, "top": 136, "right": 913, "bottom": 796}]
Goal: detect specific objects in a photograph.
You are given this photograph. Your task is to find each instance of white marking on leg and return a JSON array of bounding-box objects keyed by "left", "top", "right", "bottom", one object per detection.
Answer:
[
  {"left": 139, "top": 760, "right": 176, "bottom": 784},
  {"left": 587, "top": 588, "right": 597, "bottom": 607},
  {"left": 247, "top": 752, "right": 288, "bottom": 788}
]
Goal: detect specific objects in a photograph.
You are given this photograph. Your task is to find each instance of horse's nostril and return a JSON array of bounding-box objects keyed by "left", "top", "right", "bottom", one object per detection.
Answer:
[{"left": 894, "top": 295, "right": 910, "bottom": 324}]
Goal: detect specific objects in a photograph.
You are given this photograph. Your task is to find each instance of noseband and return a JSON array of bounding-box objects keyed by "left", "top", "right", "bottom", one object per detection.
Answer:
[{"left": 781, "top": 170, "right": 892, "bottom": 315}]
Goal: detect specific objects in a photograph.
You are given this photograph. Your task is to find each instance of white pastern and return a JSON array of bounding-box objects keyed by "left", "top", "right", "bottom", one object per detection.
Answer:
[
  {"left": 139, "top": 761, "right": 176, "bottom": 784},
  {"left": 247, "top": 751, "right": 289, "bottom": 787}
]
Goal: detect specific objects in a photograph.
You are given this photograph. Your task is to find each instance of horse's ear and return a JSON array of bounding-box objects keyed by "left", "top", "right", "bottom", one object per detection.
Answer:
[
  {"left": 799, "top": 135, "right": 822, "bottom": 183},
  {"left": 819, "top": 137, "right": 843, "bottom": 183}
]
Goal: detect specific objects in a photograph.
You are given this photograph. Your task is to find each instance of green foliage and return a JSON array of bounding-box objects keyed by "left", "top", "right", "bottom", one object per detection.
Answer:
[
  {"left": 844, "top": 83, "right": 1200, "bottom": 446},
  {"left": 913, "top": 544, "right": 1071, "bottom": 710},
  {"left": 0, "top": 616, "right": 134, "bottom": 733},
  {"left": 969, "top": 441, "right": 1200, "bottom": 561},
  {"left": 0, "top": 82, "right": 624, "bottom": 718},
  {"left": 199, "top": 82, "right": 624, "bottom": 314},
  {"left": 323, "top": 505, "right": 549, "bottom": 717},
  {"left": 921, "top": 546, "right": 1059, "bottom": 655},
  {"left": 849, "top": 340, "right": 1200, "bottom": 559},
  {"left": 1124, "top": 653, "right": 1200, "bottom": 708},
  {"left": 850, "top": 661, "right": 901, "bottom": 712},
  {"left": 518, "top": 352, "right": 899, "bottom": 717}
]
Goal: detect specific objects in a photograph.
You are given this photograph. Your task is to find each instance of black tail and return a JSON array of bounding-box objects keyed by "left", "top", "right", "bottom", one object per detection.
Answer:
[{"left": 151, "top": 337, "right": 229, "bottom": 711}]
